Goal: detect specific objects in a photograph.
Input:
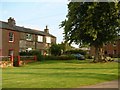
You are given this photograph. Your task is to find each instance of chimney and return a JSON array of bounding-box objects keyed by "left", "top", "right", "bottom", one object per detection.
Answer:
[
  {"left": 8, "top": 17, "right": 16, "bottom": 26},
  {"left": 44, "top": 25, "right": 49, "bottom": 33}
]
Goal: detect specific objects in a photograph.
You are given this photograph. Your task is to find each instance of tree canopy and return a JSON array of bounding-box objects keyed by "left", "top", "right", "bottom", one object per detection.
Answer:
[
  {"left": 49, "top": 44, "right": 61, "bottom": 56},
  {"left": 60, "top": 2, "right": 120, "bottom": 62}
]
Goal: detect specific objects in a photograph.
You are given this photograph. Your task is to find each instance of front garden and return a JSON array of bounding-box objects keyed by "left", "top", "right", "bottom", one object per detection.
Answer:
[{"left": 2, "top": 59, "right": 118, "bottom": 88}]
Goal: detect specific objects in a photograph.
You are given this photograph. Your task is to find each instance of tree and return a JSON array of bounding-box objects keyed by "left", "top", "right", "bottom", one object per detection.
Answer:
[
  {"left": 59, "top": 42, "right": 75, "bottom": 54},
  {"left": 49, "top": 44, "right": 61, "bottom": 56},
  {"left": 60, "top": 2, "right": 120, "bottom": 62}
]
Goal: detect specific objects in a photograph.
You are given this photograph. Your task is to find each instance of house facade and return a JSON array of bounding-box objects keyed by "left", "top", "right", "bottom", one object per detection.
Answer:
[
  {"left": 0, "top": 17, "right": 56, "bottom": 56},
  {"left": 89, "top": 37, "right": 120, "bottom": 57}
]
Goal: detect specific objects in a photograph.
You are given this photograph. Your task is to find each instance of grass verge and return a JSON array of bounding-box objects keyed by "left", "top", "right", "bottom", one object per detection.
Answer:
[{"left": 2, "top": 59, "right": 118, "bottom": 88}]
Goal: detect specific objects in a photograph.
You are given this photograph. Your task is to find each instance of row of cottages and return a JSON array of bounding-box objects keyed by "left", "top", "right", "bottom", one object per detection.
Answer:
[
  {"left": 0, "top": 17, "right": 56, "bottom": 56},
  {"left": 89, "top": 36, "right": 120, "bottom": 58}
]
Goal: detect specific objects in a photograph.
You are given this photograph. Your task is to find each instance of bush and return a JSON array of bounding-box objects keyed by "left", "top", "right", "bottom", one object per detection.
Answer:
[
  {"left": 64, "top": 49, "right": 87, "bottom": 55},
  {"left": 44, "top": 55, "right": 76, "bottom": 60},
  {"left": 19, "top": 50, "right": 43, "bottom": 61},
  {"left": 13, "top": 56, "right": 19, "bottom": 67},
  {"left": 49, "top": 44, "right": 61, "bottom": 56},
  {"left": 85, "top": 55, "right": 93, "bottom": 59}
]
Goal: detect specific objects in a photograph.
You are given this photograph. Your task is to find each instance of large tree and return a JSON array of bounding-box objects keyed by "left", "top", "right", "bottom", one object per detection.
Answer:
[
  {"left": 49, "top": 44, "right": 61, "bottom": 56},
  {"left": 60, "top": 2, "right": 120, "bottom": 62}
]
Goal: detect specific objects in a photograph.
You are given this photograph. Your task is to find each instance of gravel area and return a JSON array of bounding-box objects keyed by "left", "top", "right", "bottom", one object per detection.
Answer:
[{"left": 80, "top": 80, "right": 119, "bottom": 88}]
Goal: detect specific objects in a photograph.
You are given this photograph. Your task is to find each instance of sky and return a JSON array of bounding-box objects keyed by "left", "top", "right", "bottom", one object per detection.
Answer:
[{"left": 0, "top": 0, "right": 69, "bottom": 43}]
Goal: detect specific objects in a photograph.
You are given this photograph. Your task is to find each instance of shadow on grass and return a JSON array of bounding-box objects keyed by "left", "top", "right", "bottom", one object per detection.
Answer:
[
  {"left": 36, "top": 60, "right": 90, "bottom": 64},
  {"left": 18, "top": 67, "right": 118, "bottom": 70},
  {"left": 3, "top": 71, "right": 118, "bottom": 81}
]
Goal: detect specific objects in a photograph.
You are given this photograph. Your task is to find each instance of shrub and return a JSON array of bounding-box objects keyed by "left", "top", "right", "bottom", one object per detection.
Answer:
[
  {"left": 64, "top": 49, "right": 87, "bottom": 55},
  {"left": 19, "top": 50, "right": 43, "bottom": 61},
  {"left": 13, "top": 56, "right": 19, "bottom": 67},
  {"left": 49, "top": 44, "right": 61, "bottom": 56},
  {"left": 85, "top": 55, "right": 93, "bottom": 59},
  {"left": 2, "top": 57, "right": 10, "bottom": 61},
  {"left": 58, "top": 55, "right": 76, "bottom": 60},
  {"left": 44, "top": 55, "right": 75, "bottom": 60}
]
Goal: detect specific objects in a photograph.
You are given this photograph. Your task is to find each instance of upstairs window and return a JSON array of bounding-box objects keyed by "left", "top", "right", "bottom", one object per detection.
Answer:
[
  {"left": 9, "top": 32, "right": 14, "bottom": 42},
  {"left": 26, "top": 34, "right": 32, "bottom": 41},
  {"left": 46, "top": 36, "right": 51, "bottom": 43},
  {"left": 38, "top": 35, "right": 43, "bottom": 42}
]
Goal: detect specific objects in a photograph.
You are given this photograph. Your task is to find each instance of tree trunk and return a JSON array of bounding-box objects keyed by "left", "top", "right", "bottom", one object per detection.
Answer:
[
  {"left": 98, "top": 47, "right": 104, "bottom": 62},
  {"left": 93, "top": 46, "right": 104, "bottom": 62},
  {"left": 93, "top": 47, "right": 99, "bottom": 62}
]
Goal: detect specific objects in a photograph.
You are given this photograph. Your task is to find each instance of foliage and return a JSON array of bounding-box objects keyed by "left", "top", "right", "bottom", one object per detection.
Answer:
[
  {"left": 13, "top": 56, "right": 19, "bottom": 67},
  {"left": 60, "top": 2, "right": 120, "bottom": 62},
  {"left": 19, "top": 51, "right": 32, "bottom": 56},
  {"left": 85, "top": 55, "right": 93, "bottom": 59},
  {"left": 19, "top": 50, "right": 43, "bottom": 61},
  {"left": 49, "top": 44, "right": 61, "bottom": 56},
  {"left": 58, "top": 42, "right": 75, "bottom": 53},
  {"left": 2, "top": 57, "right": 10, "bottom": 61},
  {"left": 64, "top": 49, "right": 87, "bottom": 55},
  {"left": 44, "top": 55, "right": 75, "bottom": 60}
]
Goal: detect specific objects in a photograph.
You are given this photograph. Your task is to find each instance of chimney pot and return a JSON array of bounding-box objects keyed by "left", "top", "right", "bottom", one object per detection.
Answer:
[
  {"left": 44, "top": 25, "right": 49, "bottom": 33},
  {"left": 8, "top": 17, "right": 16, "bottom": 26}
]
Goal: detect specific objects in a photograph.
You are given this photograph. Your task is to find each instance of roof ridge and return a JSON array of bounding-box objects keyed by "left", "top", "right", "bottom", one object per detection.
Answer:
[{"left": 0, "top": 20, "right": 56, "bottom": 38}]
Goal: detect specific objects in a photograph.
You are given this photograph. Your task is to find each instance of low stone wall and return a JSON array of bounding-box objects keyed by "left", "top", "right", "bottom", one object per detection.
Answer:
[
  {"left": 0, "top": 55, "right": 37, "bottom": 67},
  {"left": 0, "top": 61, "right": 13, "bottom": 68}
]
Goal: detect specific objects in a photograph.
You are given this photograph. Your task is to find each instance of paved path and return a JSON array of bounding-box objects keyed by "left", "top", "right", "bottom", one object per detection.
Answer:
[{"left": 80, "top": 80, "right": 119, "bottom": 88}]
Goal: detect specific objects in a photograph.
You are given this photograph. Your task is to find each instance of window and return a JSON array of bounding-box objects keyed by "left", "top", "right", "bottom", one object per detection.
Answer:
[
  {"left": 26, "top": 34, "right": 32, "bottom": 41},
  {"left": 9, "top": 32, "right": 14, "bottom": 42},
  {"left": 46, "top": 37, "right": 51, "bottom": 43},
  {"left": 38, "top": 35, "right": 43, "bottom": 42}
]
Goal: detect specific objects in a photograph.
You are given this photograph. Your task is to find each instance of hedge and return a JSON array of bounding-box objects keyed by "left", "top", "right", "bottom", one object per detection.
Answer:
[{"left": 43, "top": 55, "right": 76, "bottom": 60}]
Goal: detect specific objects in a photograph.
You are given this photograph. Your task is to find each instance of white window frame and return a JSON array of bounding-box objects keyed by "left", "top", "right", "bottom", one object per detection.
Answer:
[
  {"left": 46, "top": 36, "right": 51, "bottom": 43},
  {"left": 38, "top": 35, "right": 43, "bottom": 42},
  {"left": 9, "top": 32, "right": 14, "bottom": 42}
]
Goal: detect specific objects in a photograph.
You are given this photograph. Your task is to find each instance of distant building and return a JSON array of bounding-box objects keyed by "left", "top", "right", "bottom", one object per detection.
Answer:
[
  {"left": 89, "top": 37, "right": 120, "bottom": 57},
  {"left": 0, "top": 17, "right": 56, "bottom": 56}
]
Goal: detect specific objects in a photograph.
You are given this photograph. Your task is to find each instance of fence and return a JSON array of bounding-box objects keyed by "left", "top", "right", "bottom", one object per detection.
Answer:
[
  {"left": 0, "top": 55, "right": 37, "bottom": 68},
  {"left": 16, "top": 56, "right": 37, "bottom": 66}
]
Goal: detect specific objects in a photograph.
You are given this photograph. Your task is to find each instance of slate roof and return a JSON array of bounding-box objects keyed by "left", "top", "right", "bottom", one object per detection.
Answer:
[{"left": 0, "top": 21, "right": 56, "bottom": 38}]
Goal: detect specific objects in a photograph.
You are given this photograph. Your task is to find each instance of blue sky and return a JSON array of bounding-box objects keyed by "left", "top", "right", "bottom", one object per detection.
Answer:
[{"left": 0, "top": 1, "right": 68, "bottom": 44}]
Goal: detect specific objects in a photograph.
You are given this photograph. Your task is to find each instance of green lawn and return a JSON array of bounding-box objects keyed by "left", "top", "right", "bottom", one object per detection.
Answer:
[{"left": 2, "top": 60, "right": 118, "bottom": 88}]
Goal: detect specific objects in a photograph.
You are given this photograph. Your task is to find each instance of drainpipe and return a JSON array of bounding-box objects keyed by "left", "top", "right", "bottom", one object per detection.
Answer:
[{"left": 35, "top": 34, "right": 37, "bottom": 50}]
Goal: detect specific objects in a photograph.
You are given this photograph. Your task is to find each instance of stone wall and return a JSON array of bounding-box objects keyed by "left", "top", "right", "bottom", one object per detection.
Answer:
[{"left": 0, "top": 61, "right": 13, "bottom": 68}]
